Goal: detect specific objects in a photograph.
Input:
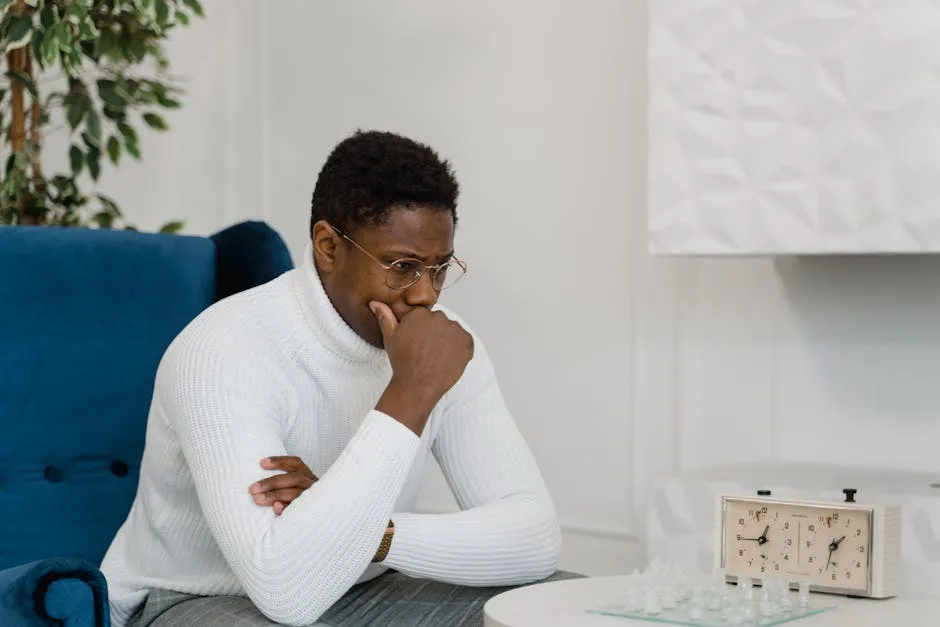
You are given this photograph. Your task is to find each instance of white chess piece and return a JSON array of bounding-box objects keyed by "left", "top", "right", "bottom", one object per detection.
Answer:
[
  {"left": 661, "top": 587, "right": 677, "bottom": 610},
  {"left": 798, "top": 581, "right": 812, "bottom": 609},
  {"left": 644, "top": 588, "right": 662, "bottom": 615}
]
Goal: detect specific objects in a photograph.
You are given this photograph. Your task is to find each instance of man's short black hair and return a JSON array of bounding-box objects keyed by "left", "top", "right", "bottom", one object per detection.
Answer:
[{"left": 310, "top": 130, "right": 460, "bottom": 234}]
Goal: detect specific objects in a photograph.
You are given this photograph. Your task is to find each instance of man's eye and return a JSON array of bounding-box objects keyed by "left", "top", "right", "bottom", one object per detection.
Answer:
[{"left": 391, "top": 260, "right": 420, "bottom": 274}]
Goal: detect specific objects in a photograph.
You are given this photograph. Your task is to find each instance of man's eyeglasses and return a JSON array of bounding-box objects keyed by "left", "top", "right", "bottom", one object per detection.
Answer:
[{"left": 330, "top": 224, "right": 467, "bottom": 291}]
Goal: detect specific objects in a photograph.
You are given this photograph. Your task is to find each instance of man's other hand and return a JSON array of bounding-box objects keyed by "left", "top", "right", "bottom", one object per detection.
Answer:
[{"left": 249, "top": 456, "right": 317, "bottom": 516}]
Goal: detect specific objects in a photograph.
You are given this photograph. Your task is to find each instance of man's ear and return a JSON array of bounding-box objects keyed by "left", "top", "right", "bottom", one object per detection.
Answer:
[{"left": 312, "top": 220, "right": 342, "bottom": 272}]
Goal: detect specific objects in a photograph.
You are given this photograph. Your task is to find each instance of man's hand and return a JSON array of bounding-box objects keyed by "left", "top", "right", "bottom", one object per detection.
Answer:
[
  {"left": 249, "top": 456, "right": 317, "bottom": 516},
  {"left": 371, "top": 302, "right": 474, "bottom": 435}
]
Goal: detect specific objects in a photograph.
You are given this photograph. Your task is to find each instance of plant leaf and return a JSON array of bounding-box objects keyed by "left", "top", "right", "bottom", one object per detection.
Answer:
[
  {"left": 86, "top": 110, "right": 102, "bottom": 144},
  {"left": 69, "top": 144, "right": 84, "bottom": 175},
  {"left": 92, "top": 210, "right": 114, "bottom": 228},
  {"left": 5, "top": 16, "right": 33, "bottom": 52},
  {"left": 182, "top": 0, "right": 204, "bottom": 17},
  {"left": 106, "top": 135, "right": 121, "bottom": 164},
  {"left": 117, "top": 122, "right": 138, "bottom": 144},
  {"left": 6, "top": 70, "right": 38, "bottom": 99},
  {"left": 159, "top": 220, "right": 184, "bottom": 234},
  {"left": 125, "top": 138, "right": 141, "bottom": 160},
  {"left": 142, "top": 112, "right": 167, "bottom": 130},
  {"left": 155, "top": 0, "right": 170, "bottom": 26},
  {"left": 87, "top": 146, "right": 101, "bottom": 181},
  {"left": 97, "top": 193, "right": 122, "bottom": 216}
]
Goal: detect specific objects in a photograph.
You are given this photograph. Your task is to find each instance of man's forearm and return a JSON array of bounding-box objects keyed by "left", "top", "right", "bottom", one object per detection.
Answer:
[
  {"left": 382, "top": 496, "right": 561, "bottom": 586},
  {"left": 375, "top": 376, "right": 441, "bottom": 436},
  {"left": 183, "top": 411, "right": 418, "bottom": 626}
]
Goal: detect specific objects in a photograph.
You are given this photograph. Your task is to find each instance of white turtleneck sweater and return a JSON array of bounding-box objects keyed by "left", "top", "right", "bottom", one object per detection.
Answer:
[{"left": 99, "top": 246, "right": 561, "bottom": 627}]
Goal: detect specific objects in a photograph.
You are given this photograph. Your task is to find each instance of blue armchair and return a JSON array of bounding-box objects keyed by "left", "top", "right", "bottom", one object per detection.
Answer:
[{"left": 0, "top": 221, "right": 294, "bottom": 626}]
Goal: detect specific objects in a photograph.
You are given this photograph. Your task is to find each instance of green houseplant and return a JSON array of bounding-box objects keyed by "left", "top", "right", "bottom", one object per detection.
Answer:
[{"left": 0, "top": 0, "right": 203, "bottom": 230}]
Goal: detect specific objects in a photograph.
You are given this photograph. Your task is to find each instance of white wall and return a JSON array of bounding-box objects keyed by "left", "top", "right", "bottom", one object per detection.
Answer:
[{"left": 94, "top": 0, "right": 940, "bottom": 577}]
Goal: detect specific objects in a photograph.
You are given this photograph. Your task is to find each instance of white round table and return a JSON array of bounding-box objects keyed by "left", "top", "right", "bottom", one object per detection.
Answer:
[{"left": 483, "top": 575, "right": 940, "bottom": 626}]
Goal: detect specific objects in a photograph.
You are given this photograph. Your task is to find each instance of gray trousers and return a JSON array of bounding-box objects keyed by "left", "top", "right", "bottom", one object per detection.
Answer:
[{"left": 126, "top": 570, "right": 583, "bottom": 626}]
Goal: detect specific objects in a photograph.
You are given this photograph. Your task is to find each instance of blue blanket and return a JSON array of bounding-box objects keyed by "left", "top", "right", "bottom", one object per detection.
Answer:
[{"left": 0, "top": 558, "right": 110, "bottom": 626}]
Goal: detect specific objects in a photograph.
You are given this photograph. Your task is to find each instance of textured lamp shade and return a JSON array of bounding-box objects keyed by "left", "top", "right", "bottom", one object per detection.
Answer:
[{"left": 648, "top": 0, "right": 940, "bottom": 254}]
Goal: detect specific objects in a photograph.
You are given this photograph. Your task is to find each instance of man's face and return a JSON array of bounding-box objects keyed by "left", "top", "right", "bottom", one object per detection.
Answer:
[{"left": 312, "top": 206, "right": 456, "bottom": 348}]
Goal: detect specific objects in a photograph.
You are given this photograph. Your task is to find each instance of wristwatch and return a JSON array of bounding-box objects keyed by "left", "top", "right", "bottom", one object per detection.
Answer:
[{"left": 373, "top": 521, "right": 394, "bottom": 563}]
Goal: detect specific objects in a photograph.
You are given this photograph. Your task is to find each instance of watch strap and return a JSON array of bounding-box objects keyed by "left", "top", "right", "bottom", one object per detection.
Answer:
[{"left": 373, "top": 521, "right": 394, "bottom": 563}]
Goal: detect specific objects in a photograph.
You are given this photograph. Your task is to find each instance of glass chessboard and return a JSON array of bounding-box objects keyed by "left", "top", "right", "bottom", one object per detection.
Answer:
[
  {"left": 588, "top": 602, "right": 834, "bottom": 626},
  {"left": 587, "top": 560, "right": 836, "bottom": 626}
]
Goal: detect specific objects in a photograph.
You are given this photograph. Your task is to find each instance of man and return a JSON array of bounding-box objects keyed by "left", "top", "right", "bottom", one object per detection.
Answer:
[{"left": 100, "top": 130, "right": 571, "bottom": 626}]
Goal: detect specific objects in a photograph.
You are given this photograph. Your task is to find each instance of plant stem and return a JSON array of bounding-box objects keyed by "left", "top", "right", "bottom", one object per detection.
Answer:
[
  {"left": 7, "top": 47, "right": 26, "bottom": 152},
  {"left": 26, "top": 45, "right": 45, "bottom": 219}
]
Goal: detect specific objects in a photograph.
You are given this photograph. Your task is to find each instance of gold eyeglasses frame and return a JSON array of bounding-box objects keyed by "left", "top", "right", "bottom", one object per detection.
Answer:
[{"left": 329, "top": 223, "right": 467, "bottom": 292}]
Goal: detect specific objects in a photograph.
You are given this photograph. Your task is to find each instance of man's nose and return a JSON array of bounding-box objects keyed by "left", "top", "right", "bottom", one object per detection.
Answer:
[{"left": 404, "top": 270, "right": 438, "bottom": 308}]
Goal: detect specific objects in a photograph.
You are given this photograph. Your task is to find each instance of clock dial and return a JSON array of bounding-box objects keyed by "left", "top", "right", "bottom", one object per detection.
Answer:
[
  {"left": 807, "top": 509, "right": 871, "bottom": 588},
  {"left": 722, "top": 497, "right": 872, "bottom": 592},
  {"left": 729, "top": 504, "right": 791, "bottom": 576}
]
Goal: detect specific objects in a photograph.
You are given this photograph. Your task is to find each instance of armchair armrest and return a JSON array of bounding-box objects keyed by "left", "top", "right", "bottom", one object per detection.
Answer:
[{"left": 0, "top": 557, "right": 110, "bottom": 626}]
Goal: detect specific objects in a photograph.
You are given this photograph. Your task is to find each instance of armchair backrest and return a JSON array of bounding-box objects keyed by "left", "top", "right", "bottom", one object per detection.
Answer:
[{"left": 0, "top": 221, "right": 293, "bottom": 570}]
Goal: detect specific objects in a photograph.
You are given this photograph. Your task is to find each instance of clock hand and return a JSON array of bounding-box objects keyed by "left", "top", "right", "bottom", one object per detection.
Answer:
[
  {"left": 826, "top": 535, "right": 846, "bottom": 570},
  {"left": 741, "top": 526, "right": 770, "bottom": 544},
  {"left": 757, "top": 525, "right": 770, "bottom": 545}
]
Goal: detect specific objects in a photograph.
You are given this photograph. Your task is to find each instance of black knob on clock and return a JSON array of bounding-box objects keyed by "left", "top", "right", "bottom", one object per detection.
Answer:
[
  {"left": 757, "top": 489, "right": 771, "bottom": 496},
  {"left": 843, "top": 488, "right": 857, "bottom": 503}
]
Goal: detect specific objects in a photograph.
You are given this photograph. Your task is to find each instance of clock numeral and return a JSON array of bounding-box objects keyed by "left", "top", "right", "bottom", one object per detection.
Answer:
[
  {"left": 785, "top": 539, "right": 792, "bottom": 546},
  {"left": 784, "top": 522, "right": 790, "bottom": 530},
  {"left": 808, "top": 557, "right": 815, "bottom": 564},
  {"left": 805, "top": 541, "right": 812, "bottom": 548},
  {"left": 856, "top": 562, "right": 862, "bottom": 568},
  {"left": 832, "top": 574, "right": 837, "bottom": 581},
  {"left": 739, "top": 518, "right": 745, "bottom": 525},
  {"left": 774, "top": 564, "right": 780, "bottom": 571},
  {"left": 856, "top": 529, "right": 862, "bottom": 537},
  {"left": 809, "top": 524, "right": 816, "bottom": 531},
  {"left": 832, "top": 513, "right": 839, "bottom": 521},
  {"left": 737, "top": 534, "right": 742, "bottom": 541},
  {"left": 846, "top": 572, "right": 851, "bottom": 579},
  {"left": 858, "top": 546, "right": 865, "bottom": 554},
  {"left": 739, "top": 549, "right": 744, "bottom": 556}
]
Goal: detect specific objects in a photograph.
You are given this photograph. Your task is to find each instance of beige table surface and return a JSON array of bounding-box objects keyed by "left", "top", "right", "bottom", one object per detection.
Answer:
[{"left": 484, "top": 575, "right": 940, "bottom": 627}]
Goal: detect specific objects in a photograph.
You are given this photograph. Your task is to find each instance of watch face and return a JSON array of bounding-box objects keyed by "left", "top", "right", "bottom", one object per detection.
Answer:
[{"left": 722, "top": 497, "right": 872, "bottom": 593}]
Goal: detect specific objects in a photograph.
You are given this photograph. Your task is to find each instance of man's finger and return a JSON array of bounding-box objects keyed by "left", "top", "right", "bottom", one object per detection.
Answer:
[
  {"left": 250, "top": 472, "right": 315, "bottom": 495},
  {"left": 261, "top": 456, "right": 304, "bottom": 472},
  {"left": 370, "top": 301, "right": 398, "bottom": 342},
  {"left": 256, "top": 488, "right": 306, "bottom": 506}
]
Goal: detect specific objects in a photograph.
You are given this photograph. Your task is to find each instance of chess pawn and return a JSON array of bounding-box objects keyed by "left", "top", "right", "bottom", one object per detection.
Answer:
[
  {"left": 661, "top": 587, "right": 678, "bottom": 610},
  {"left": 644, "top": 588, "right": 662, "bottom": 615},
  {"left": 707, "top": 590, "right": 722, "bottom": 612},
  {"left": 688, "top": 599, "right": 706, "bottom": 621},
  {"left": 798, "top": 581, "right": 812, "bottom": 609}
]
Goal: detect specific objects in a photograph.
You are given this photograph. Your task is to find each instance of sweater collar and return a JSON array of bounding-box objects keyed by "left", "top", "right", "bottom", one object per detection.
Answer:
[{"left": 296, "top": 243, "right": 386, "bottom": 363}]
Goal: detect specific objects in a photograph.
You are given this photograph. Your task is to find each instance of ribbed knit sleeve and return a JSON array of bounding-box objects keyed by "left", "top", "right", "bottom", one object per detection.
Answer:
[
  {"left": 383, "top": 338, "right": 562, "bottom": 585},
  {"left": 165, "top": 332, "right": 419, "bottom": 626}
]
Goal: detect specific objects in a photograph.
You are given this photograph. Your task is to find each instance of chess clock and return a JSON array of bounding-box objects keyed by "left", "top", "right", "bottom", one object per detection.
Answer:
[{"left": 715, "top": 489, "right": 901, "bottom": 599}]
